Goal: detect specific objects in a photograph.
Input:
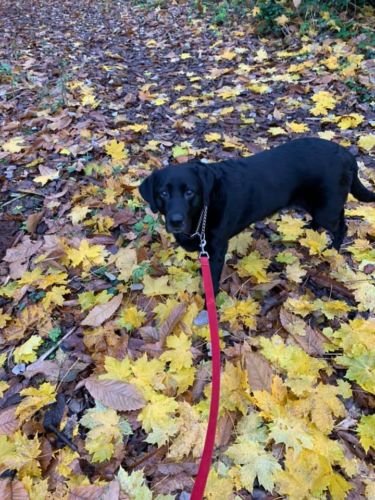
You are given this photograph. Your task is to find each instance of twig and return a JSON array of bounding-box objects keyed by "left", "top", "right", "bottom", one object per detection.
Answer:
[{"left": 38, "top": 327, "right": 77, "bottom": 362}]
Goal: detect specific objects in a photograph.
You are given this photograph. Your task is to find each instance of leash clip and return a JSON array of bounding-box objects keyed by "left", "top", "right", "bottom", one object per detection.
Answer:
[{"left": 199, "top": 236, "right": 209, "bottom": 258}]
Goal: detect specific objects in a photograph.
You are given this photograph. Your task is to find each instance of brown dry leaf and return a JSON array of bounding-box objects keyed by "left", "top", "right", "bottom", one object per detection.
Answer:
[
  {"left": 279, "top": 308, "right": 327, "bottom": 356},
  {"left": 68, "top": 483, "right": 117, "bottom": 500},
  {"left": 3, "top": 236, "right": 43, "bottom": 279},
  {"left": 0, "top": 407, "right": 20, "bottom": 435},
  {"left": 81, "top": 293, "right": 123, "bottom": 327},
  {"left": 25, "top": 357, "right": 89, "bottom": 383},
  {"left": 245, "top": 349, "right": 274, "bottom": 392},
  {"left": 26, "top": 211, "right": 44, "bottom": 234},
  {"left": 83, "top": 378, "right": 146, "bottom": 411},
  {"left": 159, "top": 303, "right": 187, "bottom": 344},
  {"left": 0, "top": 479, "right": 29, "bottom": 500}
]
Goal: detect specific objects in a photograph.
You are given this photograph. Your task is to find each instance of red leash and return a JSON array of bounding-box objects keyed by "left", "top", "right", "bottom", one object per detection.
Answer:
[{"left": 191, "top": 255, "right": 221, "bottom": 499}]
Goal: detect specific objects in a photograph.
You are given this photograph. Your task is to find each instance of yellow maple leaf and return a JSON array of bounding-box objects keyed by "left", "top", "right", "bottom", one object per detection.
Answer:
[
  {"left": 254, "top": 47, "right": 268, "bottom": 62},
  {"left": 165, "top": 366, "right": 195, "bottom": 395},
  {"left": 0, "top": 432, "right": 41, "bottom": 479},
  {"left": 204, "top": 132, "right": 221, "bottom": 142},
  {"left": 81, "top": 92, "right": 99, "bottom": 108},
  {"left": 275, "top": 448, "right": 351, "bottom": 500},
  {"left": 236, "top": 251, "right": 270, "bottom": 283},
  {"left": 217, "top": 48, "right": 236, "bottom": 60},
  {"left": 16, "top": 382, "right": 56, "bottom": 422},
  {"left": 117, "top": 468, "right": 152, "bottom": 499},
  {"left": 67, "top": 239, "right": 108, "bottom": 271},
  {"left": 55, "top": 448, "right": 80, "bottom": 478},
  {"left": 357, "top": 414, "right": 375, "bottom": 453},
  {"left": 153, "top": 95, "right": 169, "bottom": 106},
  {"left": 246, "top": 82, "right": 270, "bottom": 94},
  {"left": 100, "top": 355, "right": 132, "bottom": 382},
  {"left": 222, "top": 134, "right": 245, "bottom": 150},
  {"left": 205, "top": 467, "right": 234, "bottom": 499},
  {"left": 221, "top": 298, "right": 260, "bottom": 329},
  {"left": 286, "top": 122, "right": 310, "bottom": 133},
  {"left": 300, "top": 229, "right": 329, "bottom": 255},
  {"left": 180, "top": 52, "right": 191, "bottom": 59},
  {"left": 105, "top": 139, "right": 128, "bottom": 162},
  {"left": 2, "top": 136, "right": 25, "bottom": 153},
  {"left": 216, "top": 86, "right": 242, "bottom": 100},
  {"left": 228, "top": 232, "right": 253, "bottom": 256},
  {"left": 346, "top": 205, "right": 375, "bottom": 232},
  {"left": 13, "top": 335, "right": 43, "bottom": 364},
  {"left": 326, "top": 318, "right": 375, "bottom": 356},
  {"left": 160, "top": 332, "right": 192, "bottom": 371},
  {"left": 144, "top": 139, "right": 160, "bottom": 151},
  {"left": 226, "top": 440, "right": 281, "bottom": 492},
  {"left": 216, "top": 106, "right": 234, "bottom": 116},
  {"left": 80, "top": 405, "right": 130, "bottom": 463},
  {"left": 276, "top": 214, "right": 305, "bottom": 241},
  {"left": 358, "top": 133, "right": 375, "bottom": 152},
  {"left": 291, "top": 383, "right": 347, "bottom": 433},
  {"left": 318, "top": 130, "right": 336, "bottom": 140},
  {"left": 310, "top": 90, "right": 336, "bottom": 116},
  {"left": 276, "top": 14, "right": 289, "bottom": 26},
  {"left": 117, "top": 306, "right": 146, "bottom": 331},
  {"left": 42, "top": 285, "right": 69, "bottom": 309},
  {"left": 252, "top": 375, "right": 288, "bottom": 420},
  {"left": 346, "top": 238, "right": 375, "bottom": 268},
  {"left": 268, "top": 126, "right": 287, "bottom": 136},
  {"left": 130, "top": 354, "right": 166, "bottom": 398},
  {"left": 138, "top": 393, "right": 179, "bottom": 446},
  {"left": 335, "top": 113, "right": 364, "bottom": 130},
  {"left": 285, "top": 261, "right": 306, "bottom": 283},
  {"left": 124, "top": 123, "right": 148, "bottom": 133},
  {"left": 268, "top": 415, "right": 314, "bottom": 453},
  {"left": 212, "top": 362, "right": 251, "bottom": 415},
  {"left": 142, "top": 274, "right": 175, "bottom": 296},
  {"left": 284, "top": 296, "right": 316, "bottom": 318},
  {"left": 322, "top": 55, "right": 339, "bottom": 70},
  {"left": 153, "top": 298, "right": 180, "bottom": 323},
  {"left": 168, "top": 402, "right": 205, "bottom": 459},
  {"left": 69, "top": 205, "right": 90, "bottom": 224},
  {"left": 260, "top": 336, "right": 329, "bottom": 393},
  {"left": 314, "top": 298, "right": 352, "bottom": 320},
  {"left": 38, "top": 271, "right": 68, "bottom": 290},
  {"left": 59, "top": 148, "right": 71, "bottom": 155}
]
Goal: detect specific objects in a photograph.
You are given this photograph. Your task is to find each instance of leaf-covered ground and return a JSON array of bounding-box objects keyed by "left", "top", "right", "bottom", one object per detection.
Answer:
[{"left": 0, "top": 0, "right": 374, "bottom": 498}]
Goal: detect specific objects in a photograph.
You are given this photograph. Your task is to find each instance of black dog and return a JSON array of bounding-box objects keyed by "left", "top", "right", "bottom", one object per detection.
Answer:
[{"left": 139, "top": 137, "right": 375, "bottom": 297}]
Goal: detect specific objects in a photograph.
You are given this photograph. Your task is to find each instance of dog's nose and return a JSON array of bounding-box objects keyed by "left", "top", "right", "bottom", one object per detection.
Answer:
[{"left": 169, "top": 213, "right": 184, "bottom": 229}]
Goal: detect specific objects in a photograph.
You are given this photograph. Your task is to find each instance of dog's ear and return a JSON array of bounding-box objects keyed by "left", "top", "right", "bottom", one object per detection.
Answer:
[
  {"left": 195, "top": 164, "right": 216, "bottom": 205},
  {"left": 139, "top": 171, "right": 158, "bottom": 213}
]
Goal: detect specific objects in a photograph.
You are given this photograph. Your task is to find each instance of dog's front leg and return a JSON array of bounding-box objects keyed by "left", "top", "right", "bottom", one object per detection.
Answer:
[
  {"left": 206, "top": 240, "right": 228, "bottom": 297},
  {"left": 194, "top": 240, "right": 227, "bottom": 327}
]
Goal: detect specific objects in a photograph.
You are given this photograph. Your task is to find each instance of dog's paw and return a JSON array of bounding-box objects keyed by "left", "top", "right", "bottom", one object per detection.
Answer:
[{"left": 194, "top": 310, "right": 209, "bottom": 326}]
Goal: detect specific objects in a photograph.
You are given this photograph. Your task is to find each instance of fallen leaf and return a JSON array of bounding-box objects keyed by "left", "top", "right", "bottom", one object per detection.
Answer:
[
  {"left": 81, "top": 293, "right": 123, "bottom": 327},
  {"left": 84, "top": 378, "right": 146, "bottom": 411}
]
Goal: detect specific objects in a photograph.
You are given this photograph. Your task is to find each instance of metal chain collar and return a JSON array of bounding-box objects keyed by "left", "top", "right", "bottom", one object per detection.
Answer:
[{"left": 190, "top": 205, "right": 209, "bottom": 257}]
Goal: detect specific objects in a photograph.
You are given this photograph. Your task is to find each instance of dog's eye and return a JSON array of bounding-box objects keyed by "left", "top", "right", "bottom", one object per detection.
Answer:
[
  {"left": 185, "top": 189, "right": 194, "bottom": 198},
  {"left": 159, "top": 191, "right": 168, "bottom": 199}
]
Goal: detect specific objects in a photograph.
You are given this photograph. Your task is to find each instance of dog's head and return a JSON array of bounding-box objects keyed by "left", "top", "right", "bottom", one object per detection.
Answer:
[{"left": 139, "top": 162, "right": 216, "bottom": 234}]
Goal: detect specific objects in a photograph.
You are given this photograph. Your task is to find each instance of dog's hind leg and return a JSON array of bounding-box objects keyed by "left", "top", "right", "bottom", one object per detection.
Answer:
[{"left": 312, "top": 207, "right": 347, "bottom": 250}]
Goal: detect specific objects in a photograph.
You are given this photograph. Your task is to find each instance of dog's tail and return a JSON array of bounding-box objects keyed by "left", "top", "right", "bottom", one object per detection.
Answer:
[{"left": 351, "top": 171, "right": 375, "bottom": 202}]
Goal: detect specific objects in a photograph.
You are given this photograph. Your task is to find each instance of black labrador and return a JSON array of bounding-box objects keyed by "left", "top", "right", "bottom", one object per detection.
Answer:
[{"left": 139, "top": 137, "right": 375, "bottom": 297}]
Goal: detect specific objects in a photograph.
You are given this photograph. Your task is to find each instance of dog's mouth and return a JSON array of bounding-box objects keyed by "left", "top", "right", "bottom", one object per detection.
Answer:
[{"left": 166, "top": 219, "right": 191, "bottom": 235}]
